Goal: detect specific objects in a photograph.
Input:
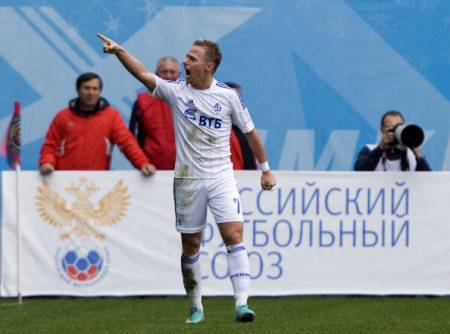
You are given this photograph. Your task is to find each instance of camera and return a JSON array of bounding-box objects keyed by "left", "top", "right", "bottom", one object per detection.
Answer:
[{"left": 392, "top": 124, "right": 424, "bottom": 149}]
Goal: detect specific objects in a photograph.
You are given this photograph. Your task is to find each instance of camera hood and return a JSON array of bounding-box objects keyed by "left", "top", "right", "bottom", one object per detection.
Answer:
[{"left": 394, "top": 124, "right": 424, "bottom": 149}]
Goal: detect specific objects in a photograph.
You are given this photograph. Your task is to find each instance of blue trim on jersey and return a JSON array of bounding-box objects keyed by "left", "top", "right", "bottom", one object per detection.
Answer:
[
  {"left": 216, "top": 81, "right": 247, "bottom": 109},
  {"left": 167, "top": 79, "right": 184, "bottom": 84},
  {"left": 238, "top": 93, "right": 247, "bottom": 109},
  {"left": 216, "top": 81, "right": 232, "bottom": 89}
]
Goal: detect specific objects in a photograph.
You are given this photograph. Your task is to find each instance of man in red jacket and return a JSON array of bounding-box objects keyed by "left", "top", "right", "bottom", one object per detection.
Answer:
[
  {"left": 39, "top": 72, "right": 155, "bottom": 176},
  {"left": 129, "top": 57, "right": 179, "bottom": 170}
]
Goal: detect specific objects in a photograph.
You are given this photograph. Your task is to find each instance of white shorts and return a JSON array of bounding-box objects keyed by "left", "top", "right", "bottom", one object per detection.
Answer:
[{"left": 173, "top": 176, "right": 243, "bottom": 234}]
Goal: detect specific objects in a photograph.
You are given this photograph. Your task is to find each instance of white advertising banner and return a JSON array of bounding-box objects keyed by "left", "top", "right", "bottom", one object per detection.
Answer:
[{"left": 2, "top": 171, "right": 450, "bottom": 296}]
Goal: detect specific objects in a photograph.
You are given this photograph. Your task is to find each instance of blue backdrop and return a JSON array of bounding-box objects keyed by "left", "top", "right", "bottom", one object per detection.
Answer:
[{"left": 1, "top": 0, "right": 449, "bottom": 171}]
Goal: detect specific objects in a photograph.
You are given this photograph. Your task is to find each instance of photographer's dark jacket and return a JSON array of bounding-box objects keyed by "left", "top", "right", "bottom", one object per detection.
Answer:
[{"left": 354, "top": 144, "right": 431, "bottom": 171}]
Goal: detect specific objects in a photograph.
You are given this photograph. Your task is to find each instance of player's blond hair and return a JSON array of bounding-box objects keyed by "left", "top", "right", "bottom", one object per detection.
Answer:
[{"left": 193, "top": 39, "right": 222, "bottom": 73}]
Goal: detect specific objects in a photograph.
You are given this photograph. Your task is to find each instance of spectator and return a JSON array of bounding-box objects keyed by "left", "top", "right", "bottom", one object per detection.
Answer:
[
  {"left": 39, "top": 72, "right": 155, "bottom": 176},
  {"left": 354, "top": 110, "right": 431, "bottom": 171},
  {"left": 129, "top": 57, "right": 179, "bottom": 169}
]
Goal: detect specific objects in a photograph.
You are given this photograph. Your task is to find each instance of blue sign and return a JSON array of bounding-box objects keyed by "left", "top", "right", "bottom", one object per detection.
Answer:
[{"left": 1, "top": 0, "right": 449, "bottom": 170}]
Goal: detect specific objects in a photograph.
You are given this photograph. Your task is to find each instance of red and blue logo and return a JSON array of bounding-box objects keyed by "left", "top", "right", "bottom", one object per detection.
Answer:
[
  {"left": 61, "top": 249, "right": 103, "bottom": 281},
  {"left": 56, "top": 239, "right": 109, "bottom": 287}
]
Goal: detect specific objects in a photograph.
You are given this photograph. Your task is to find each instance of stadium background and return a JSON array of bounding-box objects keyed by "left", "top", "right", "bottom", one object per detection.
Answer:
[
  {"left": 1, "top": 0, "right": 450, "bottom": 171},
  {"left": 2, "top": 2, "right": 450, "bottom": 332}
]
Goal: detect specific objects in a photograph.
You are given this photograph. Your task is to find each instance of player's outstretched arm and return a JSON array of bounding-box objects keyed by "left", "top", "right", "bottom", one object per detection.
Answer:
[
  {"left": 97, "top": 33, "right": 156, "bottom": 91},
  {"left": 245, "top": 129, "right": 277, "bottom": 190}
]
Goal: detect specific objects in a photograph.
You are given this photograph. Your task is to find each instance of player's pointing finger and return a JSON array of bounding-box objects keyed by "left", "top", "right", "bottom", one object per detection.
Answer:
[
  {"left": 96, "top": 33, "right": 110, "bottom": 43},
  {"left": 97, "top": 33, "right": 120, "bottom": 54}
]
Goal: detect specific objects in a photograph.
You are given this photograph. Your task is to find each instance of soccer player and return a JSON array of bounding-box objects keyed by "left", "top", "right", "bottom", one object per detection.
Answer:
[{"left": 97, "top": 33, "right": 277, "bottom": 323}]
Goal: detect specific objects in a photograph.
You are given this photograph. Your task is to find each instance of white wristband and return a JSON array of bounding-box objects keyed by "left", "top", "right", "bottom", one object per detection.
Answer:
[{"left": 260, "top": 161, "right": 270, "bottom": 172}]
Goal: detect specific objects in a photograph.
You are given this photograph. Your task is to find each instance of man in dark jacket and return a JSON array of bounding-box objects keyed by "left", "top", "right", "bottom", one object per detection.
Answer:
[{"left": 354, "top": 110, "right": 431, "bottom": 171}]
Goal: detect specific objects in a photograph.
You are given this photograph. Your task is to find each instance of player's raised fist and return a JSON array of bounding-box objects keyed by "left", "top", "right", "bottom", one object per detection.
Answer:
[{"left": 97, "top": 33, "right": 120, "bottom": 54}]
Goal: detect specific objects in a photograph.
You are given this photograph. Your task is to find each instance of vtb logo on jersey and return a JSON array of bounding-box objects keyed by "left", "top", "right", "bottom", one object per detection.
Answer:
[{"left": 199, "top": 116, "right": 222, "bottom": 128}]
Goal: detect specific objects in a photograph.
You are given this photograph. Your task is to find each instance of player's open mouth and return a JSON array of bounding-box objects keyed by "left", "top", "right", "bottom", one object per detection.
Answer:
[{"left": 185, "top": 69, "right": 191, "bottom": 78}]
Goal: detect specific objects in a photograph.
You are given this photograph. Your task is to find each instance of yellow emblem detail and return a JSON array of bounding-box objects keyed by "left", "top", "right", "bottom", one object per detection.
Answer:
[{"left": 35, "top": 177, "right": 129, "bottom": 240}]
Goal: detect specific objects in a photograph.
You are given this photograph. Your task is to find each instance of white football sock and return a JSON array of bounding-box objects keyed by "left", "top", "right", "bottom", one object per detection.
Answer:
[
  {"left": 226, "top": 242, "right": 250, "bottom": 308},
  {"left": 181, "top": 252, "right": 203, "bottom": 310}
]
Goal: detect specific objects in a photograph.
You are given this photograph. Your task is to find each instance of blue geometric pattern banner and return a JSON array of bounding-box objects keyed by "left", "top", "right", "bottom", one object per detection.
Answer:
[{"left": 1, "top": 0, "right": 449, "bottom": 170}]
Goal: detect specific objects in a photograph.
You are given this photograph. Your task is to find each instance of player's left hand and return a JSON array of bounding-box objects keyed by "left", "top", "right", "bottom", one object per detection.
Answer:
[
  {"left": 141, "top": 163, "right": 156, "bottom": 176},
  {"left": 261, "top": 171, "right": 276, "bottom": 190}
]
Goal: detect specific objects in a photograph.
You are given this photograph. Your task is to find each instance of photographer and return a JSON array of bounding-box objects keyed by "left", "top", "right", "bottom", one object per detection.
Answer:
[{"left": 354, "top": 110, "right": 431, "bottom": 171}]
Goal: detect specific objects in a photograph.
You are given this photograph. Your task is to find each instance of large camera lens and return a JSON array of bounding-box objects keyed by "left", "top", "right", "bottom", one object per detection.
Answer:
[{"left": 394, "top": 124, "right": 424, "bottom": 149}]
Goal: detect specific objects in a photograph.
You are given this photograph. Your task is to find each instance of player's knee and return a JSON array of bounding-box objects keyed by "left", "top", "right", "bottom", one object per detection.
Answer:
[
  {"left": 181, "top": 236, "right": 201, "bottom": 255},
  {"left": 222, "top": 230, "right": 243, "bottom": 246}
]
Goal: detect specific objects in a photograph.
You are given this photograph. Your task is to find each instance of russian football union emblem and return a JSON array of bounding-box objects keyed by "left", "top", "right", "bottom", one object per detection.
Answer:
[
  {"left": 56, "top": 238, "right": 109, "bottom": 285},
  {"left": 35, "top": 177, "right": 129, "bottom": 286}
]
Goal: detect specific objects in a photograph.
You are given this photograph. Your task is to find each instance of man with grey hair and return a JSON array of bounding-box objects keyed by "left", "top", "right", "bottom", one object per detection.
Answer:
[{"left": 129, "top": 56, "right": 180, "bottom": 169}]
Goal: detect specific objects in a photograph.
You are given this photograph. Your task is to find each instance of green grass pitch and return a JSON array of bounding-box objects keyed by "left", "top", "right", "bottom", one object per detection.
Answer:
[{"left": 1, "top": 296, "right": 450, "bottom": 333}]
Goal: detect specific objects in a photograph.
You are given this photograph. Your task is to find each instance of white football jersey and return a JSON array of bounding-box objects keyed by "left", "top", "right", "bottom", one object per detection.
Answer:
[{"left": 153, "top": 76, "right": 255, "bottom": 178}]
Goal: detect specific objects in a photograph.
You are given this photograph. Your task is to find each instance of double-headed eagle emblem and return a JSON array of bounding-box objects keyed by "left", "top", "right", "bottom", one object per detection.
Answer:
[{"left": 35, "top": 177, "right": 129, "bottom": 240}]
